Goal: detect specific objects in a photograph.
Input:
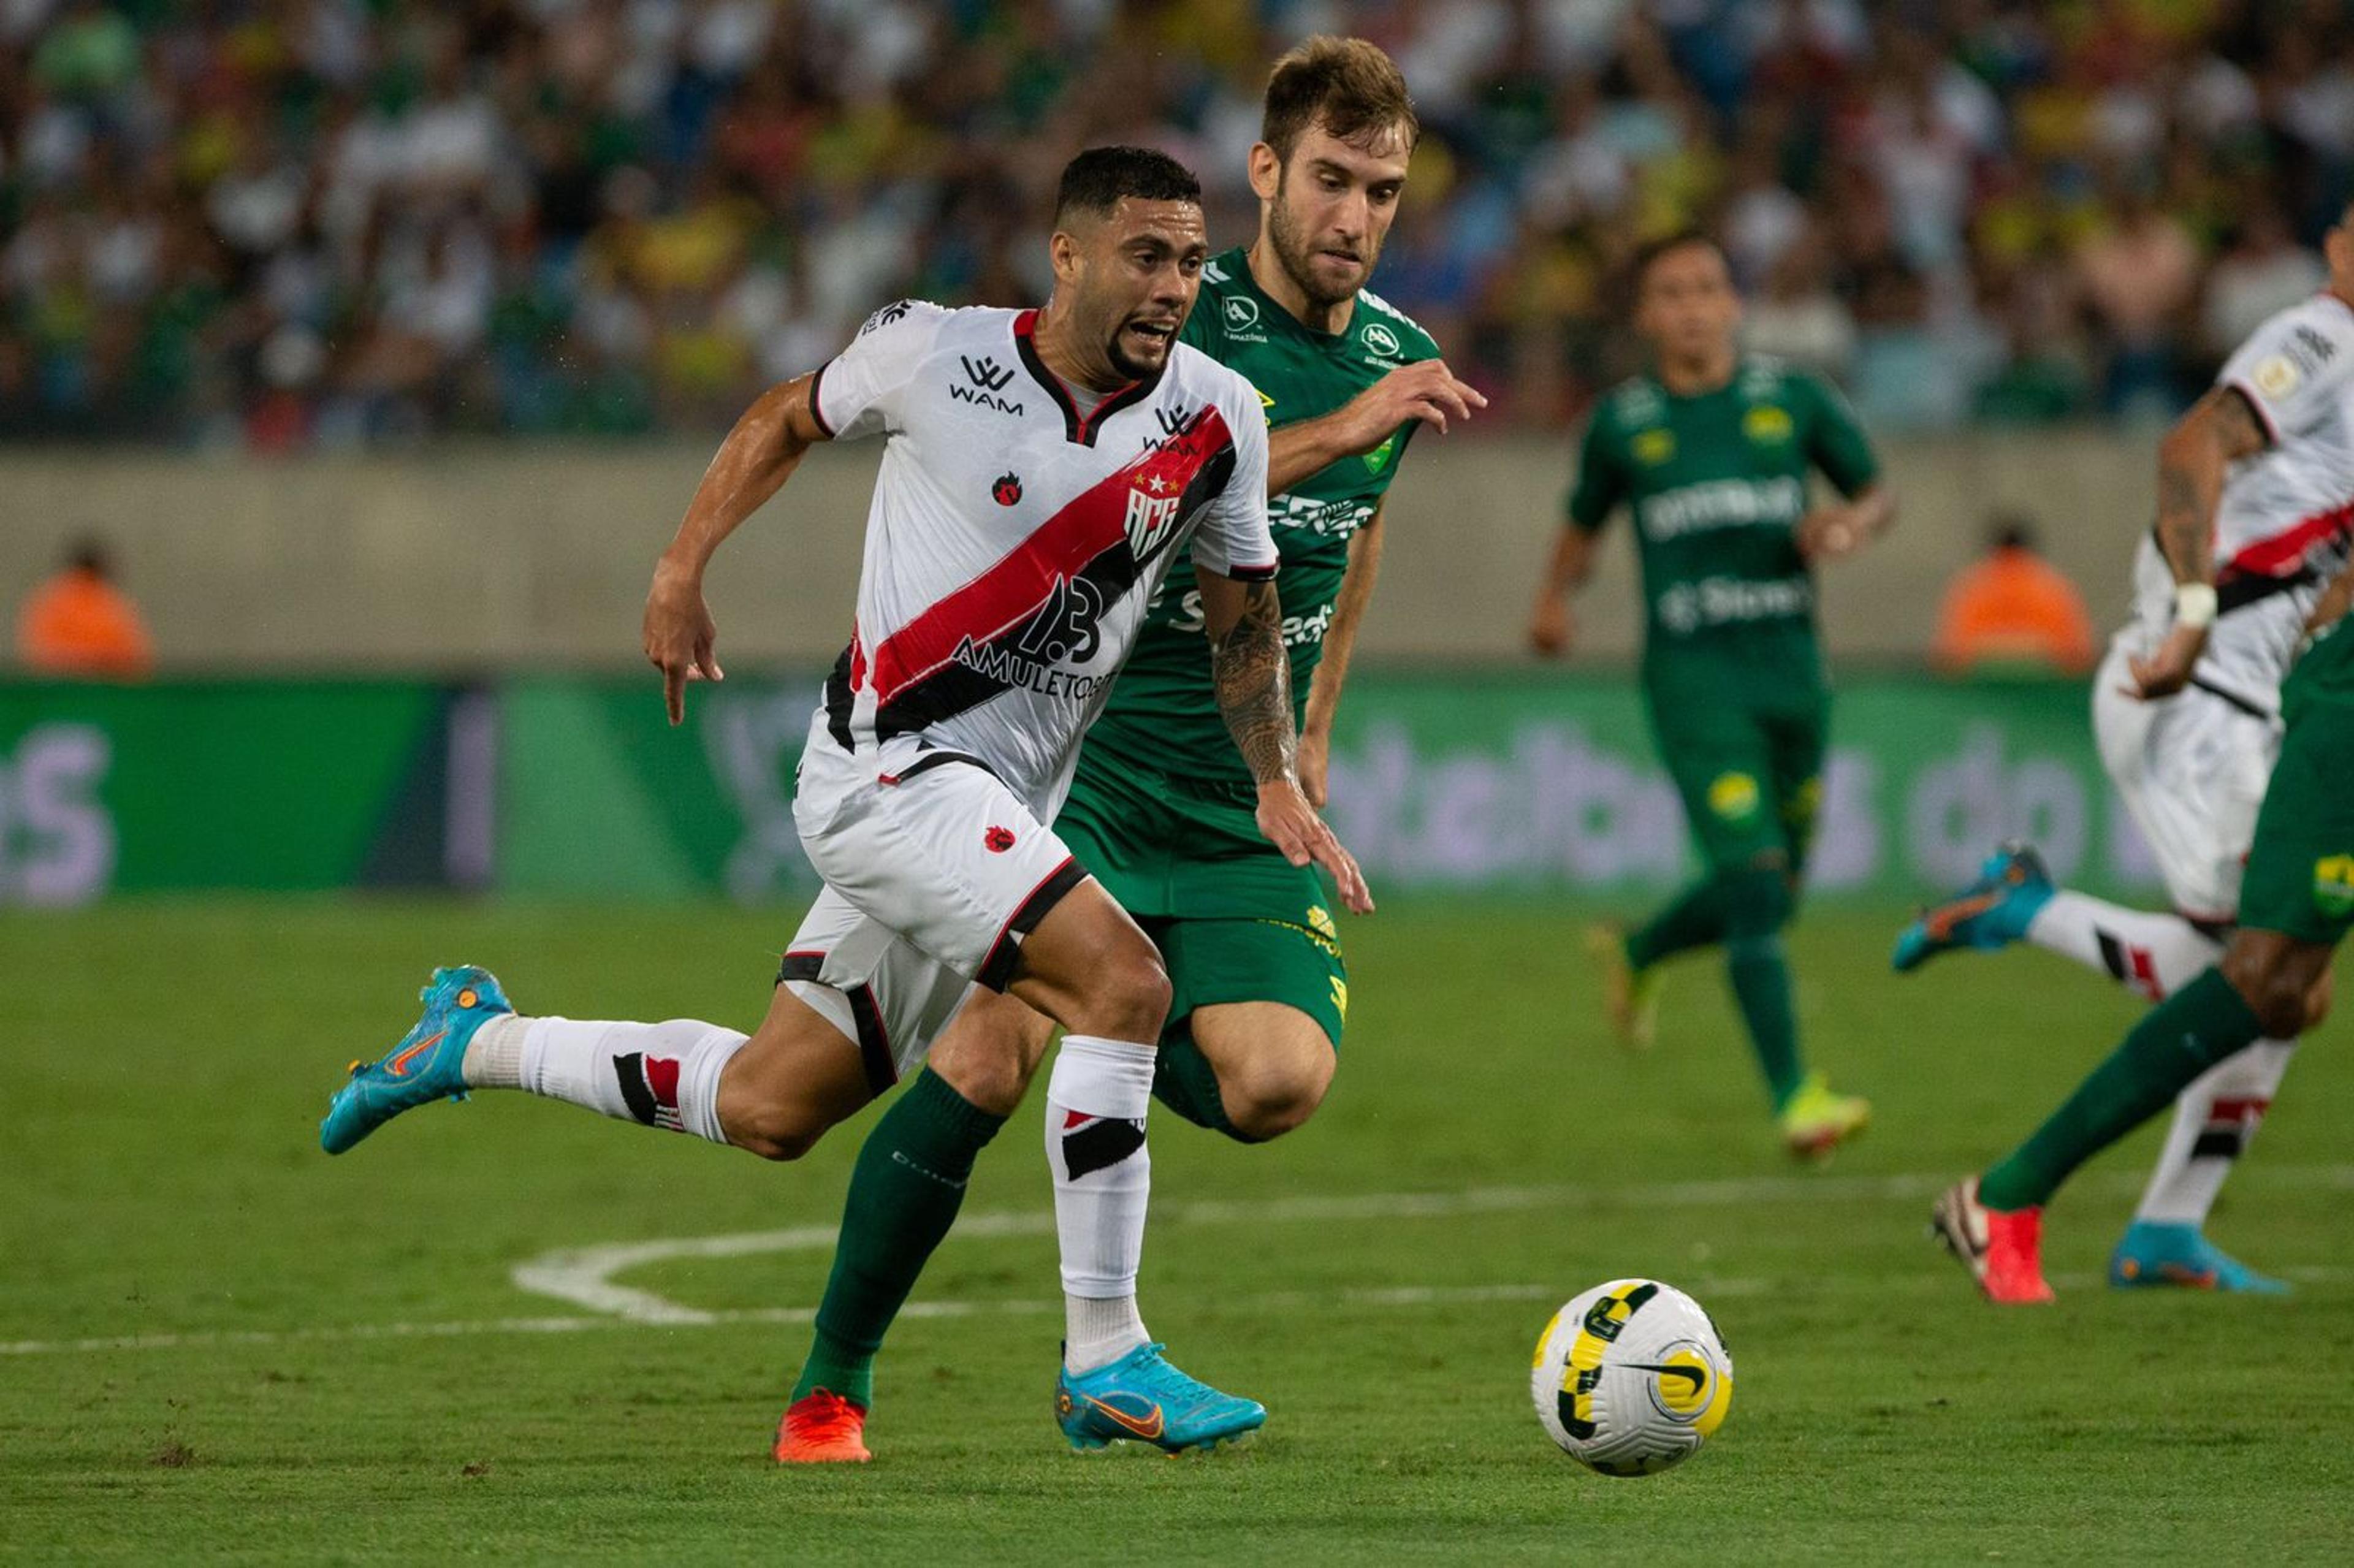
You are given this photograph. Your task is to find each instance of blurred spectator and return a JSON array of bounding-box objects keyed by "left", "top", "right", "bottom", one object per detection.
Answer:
[
  {"left": 2202, "top": 206, "right": 2328, "bottom": 359},
  {"left": 16, "top": 536, "right": 153, "bottom": 678},
  {"left": 6, "top": 1, "right": 2354, "bottom": 447},
  {"left": 1930, "top": 516, "right": 2097, "bottom": 677}
]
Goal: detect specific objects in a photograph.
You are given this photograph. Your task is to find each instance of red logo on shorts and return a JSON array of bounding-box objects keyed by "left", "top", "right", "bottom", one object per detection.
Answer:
[
  {"left": 985, "top": 826, "right": 1017, "bottom": 853},
  {"left": 992, "top": 472, "right": 1022, "bottom": 506}
]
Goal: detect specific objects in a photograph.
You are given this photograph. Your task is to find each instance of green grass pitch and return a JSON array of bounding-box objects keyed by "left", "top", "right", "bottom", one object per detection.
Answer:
[{"left": 6, "top": 897, "right": 2353, "bottom": 1563}]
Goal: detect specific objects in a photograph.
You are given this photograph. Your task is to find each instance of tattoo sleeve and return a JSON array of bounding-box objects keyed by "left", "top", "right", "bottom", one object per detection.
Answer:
[
  {"left": 1210, "top": 578, "right": 1298, "bottom": 786},
  {"left": 2155, "top": 389, "right": 2264, "bottom": 585}
]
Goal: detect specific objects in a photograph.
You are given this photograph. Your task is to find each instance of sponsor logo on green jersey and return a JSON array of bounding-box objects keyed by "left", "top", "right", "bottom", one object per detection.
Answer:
[
  {"left": 1637, "top": 476, "right": 1807, "bottom": 542},
  {"left": 1656, "top": 575, "right": 1813, "bottom": 635}
]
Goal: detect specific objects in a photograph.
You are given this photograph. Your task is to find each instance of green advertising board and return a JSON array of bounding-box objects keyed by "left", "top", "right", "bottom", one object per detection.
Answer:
[
  {"left": 0, "top": 682, "right": 482, "bottom": 904},
  {"left": 0, "top": 672, "right": 2165, "bottom": 907}
]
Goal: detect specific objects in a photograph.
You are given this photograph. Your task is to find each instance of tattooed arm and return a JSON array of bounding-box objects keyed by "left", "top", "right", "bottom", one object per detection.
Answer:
[
  {"left": 1195, "top": 569, "right": 1373, "bottom": 913},
  {"left": 2130, "top": 387, "right": 2271, "bottom": 699}
]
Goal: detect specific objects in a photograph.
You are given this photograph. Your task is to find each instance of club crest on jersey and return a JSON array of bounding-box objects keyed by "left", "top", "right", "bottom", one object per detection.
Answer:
[
  {"left": 1125, "top": 476, "right": 1183, "bottom": 560},
  {"left": 992, "top": 471, "right": 1023, "bottom": 506},
  {"left": 953, "top": 354, "right": 1024, "bottom": 414},
  {"left": 2315, "top": 854, "right": 2354, "bottom": 918},
  {"left": 985, "top": 826, "right": 1017, "bottom": 853}
]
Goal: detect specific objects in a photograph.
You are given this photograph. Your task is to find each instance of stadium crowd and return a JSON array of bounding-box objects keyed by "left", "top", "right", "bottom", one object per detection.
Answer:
[{"left": 3, "top": 0, "right": 2351, "bottom": 449}]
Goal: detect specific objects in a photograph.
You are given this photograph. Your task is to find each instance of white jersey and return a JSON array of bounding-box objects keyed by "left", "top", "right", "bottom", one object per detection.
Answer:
[
  {"left": 804, "top": 300, "right": 1276, "bottom": 814},
  {"left": 2125, "top": 292, "right": 2354, "bottom": 710}
]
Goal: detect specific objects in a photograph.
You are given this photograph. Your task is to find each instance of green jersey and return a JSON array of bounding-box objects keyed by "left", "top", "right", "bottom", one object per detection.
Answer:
[
  {"left": 2285, "top": 608, "right": 2354, "bottom": 723},
  {"left": 1083, "top": 246, "right": 1441, "bottom": 786},
  {"left": 1568, "top": 359, "right": 1878, "bottom": 688}
]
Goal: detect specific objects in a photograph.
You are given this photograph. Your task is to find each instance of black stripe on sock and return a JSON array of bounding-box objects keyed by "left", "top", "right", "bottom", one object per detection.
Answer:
[
  {"left": 846, "top": 984, "right": 897, "bottom": 1096},
  {"left": 1061, "top": 1117, "right": 1145, "bottom": 1180},
  {"left": 2095, "top": 931, "right": 2130, "bottom": 984},
  {"left": 2190, "top": 1130, "right": 2246, "bottom": 1160},
  {"left": 612, "top": 1051, "right": 658, "bottom": 1126}
]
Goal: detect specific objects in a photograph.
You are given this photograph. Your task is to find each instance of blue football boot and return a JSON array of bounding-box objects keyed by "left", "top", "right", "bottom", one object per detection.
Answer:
[
  {"left": 1892, "top": 842, "right": 2055, "bottom": 973},
  {"left": 321, "top": 966, "right": 512, "bottom": 1155},
  {"left": 2109, "top": 1220, "right": 2291, "bottom": 1294},
  {"left": 1054, "top": 1343, "right": 1265, "bottom": 1455}
]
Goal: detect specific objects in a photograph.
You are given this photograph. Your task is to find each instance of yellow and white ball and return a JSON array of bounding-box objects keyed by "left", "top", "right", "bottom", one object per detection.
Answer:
[{"left": 1530, "top": 1278, "right": 1733, "bottom": 1475}]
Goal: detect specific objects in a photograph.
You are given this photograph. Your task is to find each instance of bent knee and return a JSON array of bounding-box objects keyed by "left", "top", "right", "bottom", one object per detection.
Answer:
[
  {"left": 1221, "top": 1057, "right": 1335, "bottom": 1142},
  {"left": 723, "top": 1102, "right": 830, "bottom": 1162},
  {"left": 1092, "top": 950, "right": 1173, "bottom": 1040}
]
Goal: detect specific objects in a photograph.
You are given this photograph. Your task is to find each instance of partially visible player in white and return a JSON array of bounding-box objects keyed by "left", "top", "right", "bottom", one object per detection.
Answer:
[
  {"left": 318, "top": 147, "right": 1371, "bottom": 1452},
  {"left": 1896, "top": 201, "right": 2354, "bottom": 1292}
]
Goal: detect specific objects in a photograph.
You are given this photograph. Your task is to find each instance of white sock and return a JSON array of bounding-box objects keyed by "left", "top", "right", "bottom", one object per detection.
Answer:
[
  {"left": 2024, "top": 891, "right": 2223, "bottom": 1000},
  {"left": 2133, "top": 1039, "right": 2297, "bottom": 1226},
  {"left": 1045, "top": 1033, "right": 1156, "bottom": 1374},
  {"left": 462, "top": 1014, "right": 746, "bottom": 1145}
]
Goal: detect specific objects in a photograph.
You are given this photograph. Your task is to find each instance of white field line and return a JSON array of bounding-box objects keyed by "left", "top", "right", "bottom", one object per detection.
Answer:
[{"left": 7, "top": 1164, "right": 2350, "bottom": 1359}]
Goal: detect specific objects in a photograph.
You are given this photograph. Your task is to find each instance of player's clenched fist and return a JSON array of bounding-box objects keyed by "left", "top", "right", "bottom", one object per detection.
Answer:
[
  {"left": 643, "top": 558, "right": 725, "bottom": 725},
  {"left": 1527, "top": 593, "right": 1574, "bottom": 658}
]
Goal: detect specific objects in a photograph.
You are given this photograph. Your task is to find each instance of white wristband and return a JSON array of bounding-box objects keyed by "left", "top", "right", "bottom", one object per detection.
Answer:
[{"left": 2174, "top": 582, "right": 2218, "bottom": 630}]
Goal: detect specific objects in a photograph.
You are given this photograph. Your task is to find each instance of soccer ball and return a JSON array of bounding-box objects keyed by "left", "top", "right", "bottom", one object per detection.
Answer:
[{"left": 1530, "top": 1278, "right": 1733, "bottom": 1475}]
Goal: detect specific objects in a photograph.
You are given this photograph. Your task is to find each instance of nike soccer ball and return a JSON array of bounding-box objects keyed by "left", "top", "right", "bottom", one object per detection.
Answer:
[{"left": 1530, "top": 1278, "right": 1733, "bottom": 1475}]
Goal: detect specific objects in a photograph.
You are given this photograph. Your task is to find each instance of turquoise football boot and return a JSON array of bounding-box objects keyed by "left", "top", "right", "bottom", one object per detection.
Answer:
[
  {"left": 1054, "top": 1343, "right": 1265, "bottom": 1454},
  {"left": 1892, "top": 842, "right": 2055, "bottom": 973},
  {"left": 321, "top": 966, "right": 512, "bottom": 1155},
  {"left": 2109, "top": 1220, "right": 2290, "bottom": 1294}
]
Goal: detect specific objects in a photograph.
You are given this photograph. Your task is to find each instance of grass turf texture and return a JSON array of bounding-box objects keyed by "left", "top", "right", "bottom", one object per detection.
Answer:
[{"left": 6, "top": 897, "right": 2352, "bottom": 1564}]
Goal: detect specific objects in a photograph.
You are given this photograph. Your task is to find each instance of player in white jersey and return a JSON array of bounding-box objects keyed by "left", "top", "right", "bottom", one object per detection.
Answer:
[
  {"left": 316, "top": 147, "right": 1371, "bottom": 1455},
  {"left": 1896, "top": 202, "right": 2354, "bottom": 1292}
]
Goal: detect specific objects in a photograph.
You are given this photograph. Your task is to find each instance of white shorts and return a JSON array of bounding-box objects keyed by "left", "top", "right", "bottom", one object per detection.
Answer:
[
  {"left": 781, "top": 734, "right": 1087, "bottom": 1089},
  {"left": 2092, "top": 637, "right": 2281, "bottom": 924}
]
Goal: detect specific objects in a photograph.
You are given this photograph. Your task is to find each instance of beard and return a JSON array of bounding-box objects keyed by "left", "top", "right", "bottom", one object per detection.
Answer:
[
  {"left": 1269, "top": 182, "right": 1371, "bottom": 311},
  {"left": 1106, "top": 327, "right": 1154, "bottom": 381}
]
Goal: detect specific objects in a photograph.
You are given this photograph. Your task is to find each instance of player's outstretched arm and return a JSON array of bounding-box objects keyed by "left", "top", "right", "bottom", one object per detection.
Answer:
[
  {"left": 2130, "top": 387, "right": 2270, "bottom": 700},
  {"left": 1265, "top": 360, "right": 1486, "bottom": 493},
  {"left": 1197, "top": 569, "right": 1374, "bottom": 914},
  {"left": 1528, "top": 524, "right": 1596, "bottom": 658},
  {"left": 1298, "top": 505, "right": 1386, "bottom": 807},
  {"left": 644, "top": 374, "right": 831, "bottom": 724}
]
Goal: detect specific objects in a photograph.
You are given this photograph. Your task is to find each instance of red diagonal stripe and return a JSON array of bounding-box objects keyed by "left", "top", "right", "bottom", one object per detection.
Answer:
[
  {"left": 867, "top": 405, "right": 1234, "bottom": 704},
  {"left": 2224, "top": 501, "right": 2354, "bottom": 578}
]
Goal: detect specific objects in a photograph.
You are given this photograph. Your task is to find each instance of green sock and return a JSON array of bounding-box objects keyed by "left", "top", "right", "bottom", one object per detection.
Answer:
[
  {"left": 1151, "top": 1030, "right": 1255, "bottom": 1143},
  {"left": 1625, "top": 878, "right": 1728, "bottom": 970},
  {"left": 1979, "top": 969, "right": 2263, "bottom": 1211},
  {"left": 790, "top": 1068, "right": 1005, "bottom": 1410},
  {"left": 1725, "top": 934, "right": 1805, "bottom": 1109}
]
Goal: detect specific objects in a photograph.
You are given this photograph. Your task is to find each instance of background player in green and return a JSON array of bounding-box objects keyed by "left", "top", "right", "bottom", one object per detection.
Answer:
[
  {"left": 1525, "top": 232, "right": 1895, "bottom": 1160},
  {"left": 1936, "top": 556, "right": 2354, "bottom": 1302},
  {"left": 775, "top": 37, "right": 1487, "bottom": 1461}
]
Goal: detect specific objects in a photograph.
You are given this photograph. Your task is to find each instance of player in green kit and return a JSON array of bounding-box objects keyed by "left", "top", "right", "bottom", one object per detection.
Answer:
[
  {"left": 1526, "top": 232, "right": 1895, "bottom": 1160},
  {"left": 774, "top": 37, "right": 1487, "bottom": 1461},
  {"left": 1937, "top": 556, "right": 2354, "bottom": 1302}
]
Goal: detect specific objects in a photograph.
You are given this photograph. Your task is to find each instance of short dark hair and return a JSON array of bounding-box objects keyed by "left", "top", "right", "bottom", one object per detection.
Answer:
[
  {"left": 65, "top": 536, "right": 113, "bottom": 578},
  {"left": 1054, "top": 146, "right": 1202, "bottom": 226},
  {"left": 1632, "top": 229, "right": 1724, "bottom": 292},
  {"left": 1263, "top": 36, "right": 1419, "bottom": 162}
]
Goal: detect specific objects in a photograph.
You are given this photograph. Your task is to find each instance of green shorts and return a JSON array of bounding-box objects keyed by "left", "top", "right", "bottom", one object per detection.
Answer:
[
  {"left": 1644, "top": 673, "right": 1828, "bottom": 877},
  {"left": 1059, "top": 748, "right": 1348, "bottom": 1046},
  {"left": 2237, "top": 696, "right": 2354, "bottom": 946}
]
